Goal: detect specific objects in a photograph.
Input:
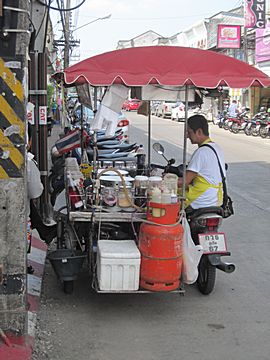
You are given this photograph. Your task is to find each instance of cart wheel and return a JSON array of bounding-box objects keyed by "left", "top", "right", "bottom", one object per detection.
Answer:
[
  {"left": 197, "top": 256, "right": 216, "bottom": 295},
  {"left": 63, "top": 280, "right": 74, "bottom": 294}
]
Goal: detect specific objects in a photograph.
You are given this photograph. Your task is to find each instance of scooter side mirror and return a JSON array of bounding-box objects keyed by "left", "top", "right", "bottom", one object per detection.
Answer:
[{"left": 153, "top": 142, "right": 164, "bottom": 155}]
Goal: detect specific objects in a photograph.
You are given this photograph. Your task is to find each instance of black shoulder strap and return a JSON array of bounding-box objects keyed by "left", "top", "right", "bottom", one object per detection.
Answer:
[{"left": 199, "top": 144, "right": 228, "bottom": 205}]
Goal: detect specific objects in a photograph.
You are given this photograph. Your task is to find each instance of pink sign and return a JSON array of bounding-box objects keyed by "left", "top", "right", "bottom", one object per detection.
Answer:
[
  {"left": 217, "top": 25, "right": 241, "bottom": 49},
  {"left": 244, "top": 0, "right": 266, "bottom": 29},
  {"left": 256, "top": 22, "right": 270, "bottom": 62}
]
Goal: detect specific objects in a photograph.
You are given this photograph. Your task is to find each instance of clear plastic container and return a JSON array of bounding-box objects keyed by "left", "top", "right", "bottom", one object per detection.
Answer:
[
  {"left": 148, "top": 176, "right": 162, "bottom": 195},
  {"left": 163, "top": 173, "right": 178, "bottom": 194},
  {"left": 118, "top": 185, "right": 133, "bottom": 208}
]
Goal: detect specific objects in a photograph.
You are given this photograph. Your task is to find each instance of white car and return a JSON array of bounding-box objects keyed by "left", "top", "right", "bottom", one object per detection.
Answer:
[
  {"left": 171, "top": 105, "right": 200, "bottom": 122},
  {"left": 171, "top": 103, "right": 185, "bottom": 121},
  {"left": 156, "top": 101, "right": 176, "bottom": 118}
]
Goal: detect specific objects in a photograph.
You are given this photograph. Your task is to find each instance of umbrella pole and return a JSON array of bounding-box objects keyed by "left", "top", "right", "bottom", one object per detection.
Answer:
[
  {"left": 80, "top": 103, "right": 84, "bottom": 155},
  {"left": 181, "top": 85, "right": 189, "bottom": 212},
  {"left": 147, "top": 100, "right": 151, "bottom": 169}
]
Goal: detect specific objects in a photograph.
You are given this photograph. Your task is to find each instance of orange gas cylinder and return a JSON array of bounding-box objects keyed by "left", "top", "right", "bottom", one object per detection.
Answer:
[{"left": 139, "top": 222, "right": 183, "bottom": 292}]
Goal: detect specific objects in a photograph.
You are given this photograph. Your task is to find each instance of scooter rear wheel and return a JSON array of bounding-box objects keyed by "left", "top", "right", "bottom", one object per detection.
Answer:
[
  {"left": 197, "top": 256, "right": 216, "bottom": 295},
  {"left": 63, "top": 280, "right": 74, "bottom": 294}
]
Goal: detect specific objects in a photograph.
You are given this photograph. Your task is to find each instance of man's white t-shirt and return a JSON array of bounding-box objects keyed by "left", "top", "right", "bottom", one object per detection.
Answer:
[
  {"left": 27, "top": 152, "right": 44, "bottom": 217},
  {"left": 228, "top": 103, "right": 237, "bottom": 117},
  {"left": 187, "top": 142, "right": 225, "bottom": 209}
]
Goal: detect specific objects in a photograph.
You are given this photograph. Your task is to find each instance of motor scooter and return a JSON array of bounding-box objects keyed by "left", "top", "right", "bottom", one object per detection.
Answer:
[
  {"left": 259, "top": 116, "right": 270, "bottom": 138},
  {"left": 151, "top": 142, "right": 235, "bottom": 295}
]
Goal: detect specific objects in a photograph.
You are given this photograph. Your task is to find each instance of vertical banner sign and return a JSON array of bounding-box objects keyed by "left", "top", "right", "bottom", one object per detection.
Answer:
[
  {"left": 39, "top": 106, "right": 47, "bottom": 125},
  {"left": 217, "top": 25, "right": 241, "bottom": 49},
  {"left": 0, "top": 0, "right": 2, "bottom": 17},
  {"left": 244, "top": 0, "right": 266, "bottom": 28},
  {"left": 256, "top": 22, "right": 270, "bottom": 62},
  {"left": 27, "top": 101, "right": 35, "bottom": 125}
]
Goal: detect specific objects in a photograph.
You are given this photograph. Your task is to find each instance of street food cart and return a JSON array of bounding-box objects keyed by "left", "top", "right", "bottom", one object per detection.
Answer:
[{"left": 50, "top": 46, "right": 270, "bottom": 294}]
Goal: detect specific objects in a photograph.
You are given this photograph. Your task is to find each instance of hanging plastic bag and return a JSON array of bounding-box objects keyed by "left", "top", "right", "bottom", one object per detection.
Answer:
[{"left": 182, "top": 217, "right": 204, "bottom": 284}]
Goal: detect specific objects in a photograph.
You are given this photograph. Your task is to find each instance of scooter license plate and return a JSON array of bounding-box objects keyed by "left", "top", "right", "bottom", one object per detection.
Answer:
[{"left": 198, "top": 233, "right": 227, "bottom": 254}]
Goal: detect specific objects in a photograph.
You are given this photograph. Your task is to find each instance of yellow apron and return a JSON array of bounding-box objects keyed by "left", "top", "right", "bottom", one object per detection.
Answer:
[
  {"left": 185, "top": 175, "right": 223, "bottom": 208},
  {"left": 185, "top": 138, "right": 223, "bottom": 208}
]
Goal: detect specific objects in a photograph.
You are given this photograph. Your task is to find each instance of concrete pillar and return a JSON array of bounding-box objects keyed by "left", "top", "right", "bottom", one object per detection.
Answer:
[{"left": 0, "top": 0, "right": 30, "bottom": 338}]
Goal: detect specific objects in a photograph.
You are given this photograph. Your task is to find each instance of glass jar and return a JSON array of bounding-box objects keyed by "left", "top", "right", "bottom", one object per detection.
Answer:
[
  {"left": 102, "top": 187, "right": 117, "bottom": 207},
  {"left": 118, "top": 184, "right": 133, "bottom": 208},
  {"left": 134, "top": 175, "right": 148, "bottom": 207}
]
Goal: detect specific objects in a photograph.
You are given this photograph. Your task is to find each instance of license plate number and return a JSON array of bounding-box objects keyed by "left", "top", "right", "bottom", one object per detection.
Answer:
[{"left": 198, "top": 233, "right": 227, "bottom": 254}]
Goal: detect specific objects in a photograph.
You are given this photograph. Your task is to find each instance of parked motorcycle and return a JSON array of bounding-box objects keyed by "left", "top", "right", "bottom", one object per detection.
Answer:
[
  {"left": 245, "top": 108, "right": 268, "bottom": 136},
  {"left": 230, "top": 108, "right": 250, "bottom": 134},
  {"left": 223, "top": 117, "right": 234, "bottom": 131},
  {"left": 151, "top": 142, "right": 235, "bottom": 295},
  {"left": 259, "top": 116, "right": 270, "bottom": 138}
]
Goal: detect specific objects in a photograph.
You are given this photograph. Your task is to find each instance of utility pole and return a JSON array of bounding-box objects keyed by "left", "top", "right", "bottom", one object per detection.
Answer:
[
  {"left": 30, "top": 0, "right": 50, "bottom": 220},
  {"left": 0, "top": 0, "right": 30, "bottom": 339},
  {"left": 64, "top": 0, "right": 71, "bottom": 69}
]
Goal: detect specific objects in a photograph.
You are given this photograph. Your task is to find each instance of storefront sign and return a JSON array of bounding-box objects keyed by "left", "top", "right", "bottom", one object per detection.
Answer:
[
  {"left": 256, "top": 22, "right": 270, "bottom": 62},
  {"left": 217, "top": 25, "right": 241, "bottom": 49},
  {"left": 244, "top": 0, "right": 266, "bottom": 29}
]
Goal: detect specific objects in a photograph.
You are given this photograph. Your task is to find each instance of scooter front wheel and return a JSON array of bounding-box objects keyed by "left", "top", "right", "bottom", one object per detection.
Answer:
[
  {"left": 259, "top": 126, "right": 268, "bottom": 139},
  {"left": 197, "top": 256, "right": 216, "bottom": 295},
  {"left": 244, "top": 126, "right": 252, "bottom": 136},
  {"left": 231, "top": 123, "right": 239, "bottom": 134}
]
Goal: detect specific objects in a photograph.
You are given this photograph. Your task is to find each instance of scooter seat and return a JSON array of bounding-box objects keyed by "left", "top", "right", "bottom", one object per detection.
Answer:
[
  {"left": 95, "top": 140, "right": 120, "bottom": 146},
  {"left": 187, "top": 206, "right": 224, "bottom": 219},
  {"left": 97, "top": 152, "right": 130, "bottom": 159},
  {"left": 99, "top": 143, "right": 137, "bottom": 151}
]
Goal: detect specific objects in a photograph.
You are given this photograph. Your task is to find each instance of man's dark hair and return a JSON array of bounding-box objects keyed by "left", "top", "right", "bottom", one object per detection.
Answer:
[{"left": 187, "top": 115, "right": 209, "bottom": 136}]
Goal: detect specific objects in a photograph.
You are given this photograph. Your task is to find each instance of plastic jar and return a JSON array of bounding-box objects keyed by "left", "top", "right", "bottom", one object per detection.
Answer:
[
  {"left": 118, "top": 184, "right": 133, "bottom": 208},
  {"left": 148, "top": 176, "right": 162, "bottom": 195},
  {"left": 163, "top": 173, "right": 178, "bottom": 194},
  {"left": 150, "top": 187, "right": 162, "bottom": 217}
]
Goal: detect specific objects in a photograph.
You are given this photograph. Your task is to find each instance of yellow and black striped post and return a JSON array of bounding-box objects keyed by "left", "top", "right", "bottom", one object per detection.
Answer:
[{"left": 0, "top": 57, "right": 25, "bottom": 178}]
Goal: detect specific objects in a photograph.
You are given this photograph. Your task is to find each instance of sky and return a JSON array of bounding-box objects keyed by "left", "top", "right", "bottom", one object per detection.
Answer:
[{"left": 51, "top": 0, "right": 243, "bottom": 62}]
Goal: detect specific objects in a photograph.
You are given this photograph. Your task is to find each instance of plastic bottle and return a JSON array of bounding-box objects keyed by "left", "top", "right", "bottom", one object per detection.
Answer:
[
  {"left": 151, "top": 187, "right": 161, "bottom": 217},
  {"left": 137, "top": 144, "right": 145, "bottom": 154},
  {"left": 161, "top": 187, "right": 171, "bottom": 216},
  {"left": 170, "top": 190, "right": 178, "bottom": 204},
  {"left": 80, "top": 149, "right": 92, "bottom": 179},
  {"left": 67, "top": 172, "right": 84, "bottom": 210},
  {"left": 136, "top": 145, "right": 146, "bottom": 175}
]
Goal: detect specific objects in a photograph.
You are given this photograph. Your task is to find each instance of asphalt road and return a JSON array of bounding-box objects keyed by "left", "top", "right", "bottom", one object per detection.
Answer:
[{"left": 33, "top": 113, "right": 270, "bottom": 360}]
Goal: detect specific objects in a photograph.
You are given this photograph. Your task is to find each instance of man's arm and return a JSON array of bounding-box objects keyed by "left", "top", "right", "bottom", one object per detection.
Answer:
[{"left": 178, "top": 170, "right": 197, "bottom": 187}]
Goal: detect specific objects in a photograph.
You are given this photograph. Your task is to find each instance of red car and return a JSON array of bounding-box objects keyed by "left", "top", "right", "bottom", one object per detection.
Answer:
[{"left": 122, "top": 99, "right": 142, "bottom": 111}]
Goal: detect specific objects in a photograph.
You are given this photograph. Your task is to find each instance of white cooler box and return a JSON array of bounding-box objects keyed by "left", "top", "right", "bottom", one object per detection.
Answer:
[{"left": 97, "top": 240, "right": 141, "bottom": 291}]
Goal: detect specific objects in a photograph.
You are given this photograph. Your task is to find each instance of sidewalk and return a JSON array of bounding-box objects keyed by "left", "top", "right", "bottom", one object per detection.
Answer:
[{"left": 0, "top": 124, "right": 63, "bottom": 360}]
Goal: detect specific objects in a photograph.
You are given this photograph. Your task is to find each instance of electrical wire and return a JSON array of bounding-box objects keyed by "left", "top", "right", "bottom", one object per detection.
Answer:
[{"left": 36, "top": 0, "right": 85, "bottom": 12}]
